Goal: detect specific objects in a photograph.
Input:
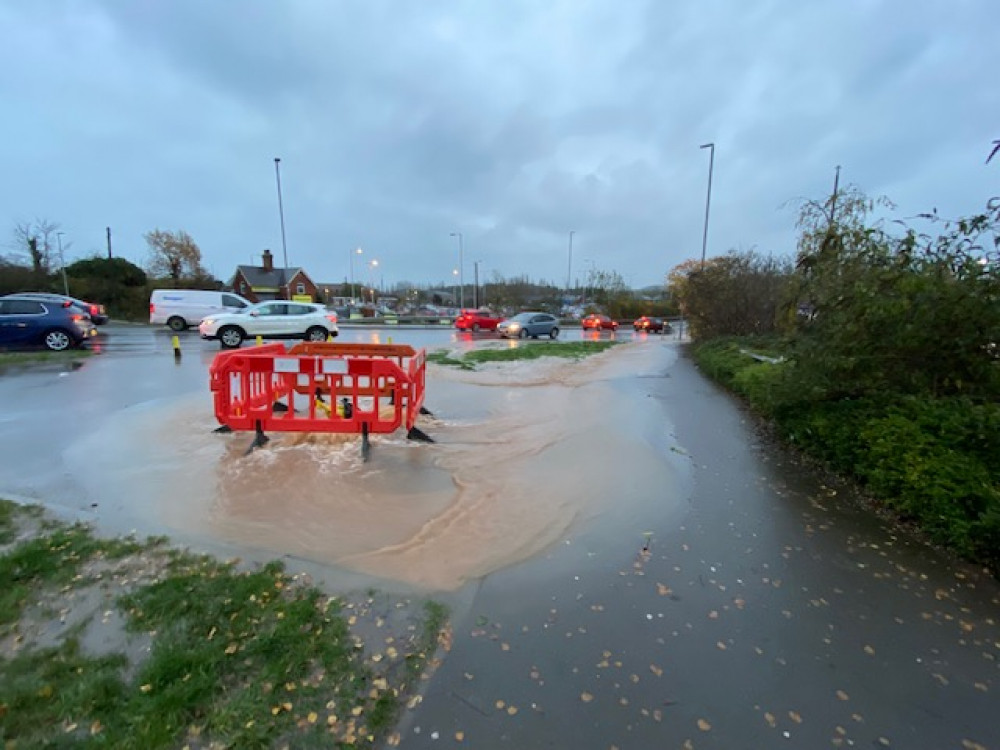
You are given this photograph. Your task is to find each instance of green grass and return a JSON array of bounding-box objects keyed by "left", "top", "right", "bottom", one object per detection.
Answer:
[
  {"left": 0, "top": 505, "right": 448, "bottom": 748},
  {"left": 0, "top": 350, "right": 93, "bottom": 368},
  {"left": 429, "top": 340, "right": 618, "bottom": 370},
  {"left": 0, "top": 523, "right": 150, "bottom": 629}
]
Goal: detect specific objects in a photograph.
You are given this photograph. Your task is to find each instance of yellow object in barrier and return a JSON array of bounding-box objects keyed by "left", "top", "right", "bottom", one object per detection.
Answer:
[
  {"left": 171, "top": 335, "right": 181, "bottom": 360},
  {"left": 256, "top": 335, "right": 263, "bottom": 346}
]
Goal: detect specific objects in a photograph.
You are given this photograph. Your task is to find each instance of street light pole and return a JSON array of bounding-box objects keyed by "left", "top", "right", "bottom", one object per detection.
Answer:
[
  {"left": 582, "top": 258, "right": 596, "bottom": 310},
  {"left": 567, "top": 231, "right": 574, "bottom": 298},
  {"left": 699, "top": 143, "right": 715, "bottom": 269},
  {"left": 273, "top": 157, "right": 289, "bottom": 297},
  {"left": 56, "top": 232, "right": 68, "bottom": 295},
  {"left": 450, "top": 232, "right": 464, "bottom": 309},
  {"left": 473, "top": 260, "right": 482, "bottom": 308},
  {"left": 350, "top": 247, "right": 362, "bottom": 305},
  {"left": 451, "top": 268, "right": 459, "bottom": 309}
]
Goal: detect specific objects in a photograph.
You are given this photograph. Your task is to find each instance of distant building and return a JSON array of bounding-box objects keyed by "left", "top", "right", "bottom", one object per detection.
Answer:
[{"left": 230, "top": 250, "right": 317, "bottom": 302}]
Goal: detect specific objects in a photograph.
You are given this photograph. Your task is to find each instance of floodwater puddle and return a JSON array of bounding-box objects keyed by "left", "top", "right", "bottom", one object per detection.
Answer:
[{"left": 64, "top": 341, "right": 686, "bottom": 590}]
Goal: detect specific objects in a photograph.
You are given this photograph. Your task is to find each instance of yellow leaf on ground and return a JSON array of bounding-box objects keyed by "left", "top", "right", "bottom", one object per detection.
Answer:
[
  {"left": 581, "top": 692, "right": 594, "bottom": 703},
  {"left": 697, "top": 718, "right": 712, "bottom": 731}
]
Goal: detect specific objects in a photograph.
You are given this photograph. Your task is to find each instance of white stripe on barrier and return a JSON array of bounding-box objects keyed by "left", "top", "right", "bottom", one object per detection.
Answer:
[{"left": 274, "top": 357, "right": 300, "bottom": 373}]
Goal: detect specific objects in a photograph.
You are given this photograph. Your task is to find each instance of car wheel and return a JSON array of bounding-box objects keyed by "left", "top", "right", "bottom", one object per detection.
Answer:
[
  {"left": 43, "top": 329, "right": 72, "bottom": 351},
  {"left": 549, "top": 327, "right": 559, "bottom": 339},
  {"left": 167, "top": 316, "right": 186, "bottom": 332},
  {"left": 219, "top": 326, "right": 245, "bottom": 349},
  {"left": 472, "top": 323, "right": 480, "bottom": 332},
  {"left": 305, "top": 326, "right": 328, "bottom": 342},
  {"left": 518, "top": 328, "right": 528, "bottom": 339}
]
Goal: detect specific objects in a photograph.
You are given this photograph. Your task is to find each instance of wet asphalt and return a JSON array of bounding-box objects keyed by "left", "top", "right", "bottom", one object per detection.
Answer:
[
  {"left": 392, "top": 348, "right": 1000, "bottom": 748},
  {"left": 1, "top": 324, "right": 998, "bottom": 749}
]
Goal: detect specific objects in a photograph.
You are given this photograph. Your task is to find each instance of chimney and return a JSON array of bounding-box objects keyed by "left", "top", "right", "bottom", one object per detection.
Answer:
[{"left": 262, "top": 249, "right": 273, "bottom": 272}]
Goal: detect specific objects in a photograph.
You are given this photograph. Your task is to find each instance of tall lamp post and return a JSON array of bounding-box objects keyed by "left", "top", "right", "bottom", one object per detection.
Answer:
[
  {"left": 566, "top": 230, "right": 574, "bottom": 297},
  {"left": 350, "top": 247, "right": 362, "bottom": 304},
  {"left": 451, "top": 268, "right": 459, "bottom": 309},
  {"left": 273, "top": 157, "right": 290, "bottom": 297},
  {"left": 55, "top": 232, "right": 68, "bottom": 295},
  {"left": 699, "top": 142, "right": 715, "bottom": 269},
  {"left": 473, "top": 260, "right": 482, "bottom": 308},
  {"left": 368, "top": 259, "right": 379, "bottom": 304},
  {"left": 450, "top": 232, "right": 464, "bottom": 309}
]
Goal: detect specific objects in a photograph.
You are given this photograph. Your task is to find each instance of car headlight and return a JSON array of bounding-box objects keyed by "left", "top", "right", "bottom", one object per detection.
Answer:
[
  {"left": 202, "top": 318, "right": 215, "bottom": 326},
  {"left": 509, "top": 323, "right": 521, "bottom": 331}
]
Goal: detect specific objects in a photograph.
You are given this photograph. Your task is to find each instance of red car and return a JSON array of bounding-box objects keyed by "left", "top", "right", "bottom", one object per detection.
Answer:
[
  {"left": 633, "top": 316, "right": 670, "bottom": 333},
  {"left": 455, "top": 309, "right": 502, "bottom": 332},
  {"left": 582, "top": 314, "right": 618, "bottom": 331}
]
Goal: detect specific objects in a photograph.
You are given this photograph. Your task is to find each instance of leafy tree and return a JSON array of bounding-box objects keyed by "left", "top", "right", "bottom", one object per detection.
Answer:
[
  {"left": 786, "top": 190, "right": 1000, "bottom": 401},
  {"left": 668, "top": 251, "right": 794, "bottom": 339},
  {"left": 66, "top": 256, "right": 147, "bottom": 287},
  {"left": 144, "top": 229, "right": 206, "bottom": 282}
]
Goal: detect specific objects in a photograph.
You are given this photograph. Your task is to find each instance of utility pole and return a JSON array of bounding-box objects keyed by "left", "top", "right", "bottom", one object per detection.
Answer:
[
  {"left": 699, "top": 143, "right": 715, "bottom": 269},
  {"left": 473, "top": 260, "right": 481, "bottom": 308},
  {"left": 829, "top": 165, "right": 842, "bottom": 225},
  {"left": 106, "top": 227, "right": 112, "bottom": 259},
  {"left": 566, "top": 230, "right": 574, "bottom": 296}
]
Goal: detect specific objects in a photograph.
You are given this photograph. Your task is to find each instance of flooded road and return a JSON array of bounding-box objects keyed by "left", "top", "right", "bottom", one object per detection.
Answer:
[
  {"left": 0, "top": 323, "right": 674, "bottom": 590},
  {"left": 2, "top": 323, "right": 997, "bottom": 748}
]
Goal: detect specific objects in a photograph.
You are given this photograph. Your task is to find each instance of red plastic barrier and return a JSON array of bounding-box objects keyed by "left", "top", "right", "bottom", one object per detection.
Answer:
[{"left": 209, "top": 341, "right": 427, "bottom": 436}]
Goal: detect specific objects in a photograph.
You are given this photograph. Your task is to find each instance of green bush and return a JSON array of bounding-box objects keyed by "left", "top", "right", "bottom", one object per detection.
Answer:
[{"left": 692, "top": 337, "right": 1000, "bottom": 573}]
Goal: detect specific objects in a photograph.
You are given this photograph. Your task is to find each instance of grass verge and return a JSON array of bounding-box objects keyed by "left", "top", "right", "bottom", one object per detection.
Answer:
[
  {"left": 428, "top": 340, "right": 618, "bottom": 370},
  {"left": 0, "top": 499, "right": 448, "bottom": 748}
]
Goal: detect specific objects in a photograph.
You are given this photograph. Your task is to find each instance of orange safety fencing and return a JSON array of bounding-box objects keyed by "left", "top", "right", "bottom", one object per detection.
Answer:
[{"left": 209, "top": 341, "right": 428, "bottom": 437}]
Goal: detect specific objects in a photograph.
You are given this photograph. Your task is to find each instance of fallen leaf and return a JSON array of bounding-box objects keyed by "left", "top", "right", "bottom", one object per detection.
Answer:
[
  {"left": 764, "top": 712, "right": 776, "bottom": 727},
  {"left": 307, "top": 712, "right": 318, "bottom": 724},
  {"left": 697, "top": 718, "right": 712, "bottom": 731},
  {"left": 788, "top": 710, "right": 802, "bottom": 723},
  {"left": 657, "top": 583, "right": 672, "bottom": 596},
  {"left": 863, "top": 645, "right": 875, "bottom": 656},
  {"left": 650, "top": 664, "right": 663, "bottom": 677},
  {"left": 581, "top": 692, "right": 594, "bottom": 703},
  {"left": 836, "top": 690, "right": 849, "bottom": 701},
  {"left": 455, "top": 731, "right": 465, "bottom": 742}
]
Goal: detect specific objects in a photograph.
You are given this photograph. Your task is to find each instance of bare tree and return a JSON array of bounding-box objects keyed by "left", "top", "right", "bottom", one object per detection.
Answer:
[
  {"left": 144, "top": 229, "right": 206, "bottom": 282},
  {"left": 10, "top": 218, "right": 60, "bottom": 274}
]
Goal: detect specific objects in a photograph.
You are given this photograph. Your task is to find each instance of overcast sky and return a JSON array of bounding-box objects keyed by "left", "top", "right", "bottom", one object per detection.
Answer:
[{"left": 2, "top": 0, "right": 998, "bottom": 291}]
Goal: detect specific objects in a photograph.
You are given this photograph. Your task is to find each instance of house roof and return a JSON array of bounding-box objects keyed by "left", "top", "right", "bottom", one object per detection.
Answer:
[{"left": 232, "top": 265, "right": 306, "bottom": 290}]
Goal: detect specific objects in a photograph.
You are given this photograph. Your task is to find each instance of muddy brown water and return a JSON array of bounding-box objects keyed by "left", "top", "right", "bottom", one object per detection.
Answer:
[{"left": 62, "top": 340, "right": 684, "bottom": 590}]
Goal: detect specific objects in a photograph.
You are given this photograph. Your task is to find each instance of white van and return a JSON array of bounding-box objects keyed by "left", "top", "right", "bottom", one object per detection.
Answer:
[{"left": 149, "top": 289, "right": 252, "bottom": 331}]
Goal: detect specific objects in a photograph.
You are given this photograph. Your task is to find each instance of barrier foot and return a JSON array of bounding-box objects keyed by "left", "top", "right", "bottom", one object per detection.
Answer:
[
  {"left": 361, "top": 423, "right": 371, "bottom": 463},
  {"left": 272, "top": 401, "right": 289, "bottom": 413},
  {"left": 419, "top": 406, "right": 434, "bottom": 417},
  {"left": 407, "top": 426, "right": 435, "bottom": 443},
  {"left": 213, "top": 425, "right": 233, "bottom": 434},
  {"left": 246, "top": 420, "right": 269, "bottom": 455}
]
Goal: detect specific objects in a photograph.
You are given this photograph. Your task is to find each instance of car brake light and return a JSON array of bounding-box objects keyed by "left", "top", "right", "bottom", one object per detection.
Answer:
[
  {"left": 71, "top": 314, "right": 83, "bottom": 322},
  {"left": 90, "top": 305, "right": 99, "bottom": 315},
  {"left": 62, "top": 300, "right": 73, "bottom": 308},
  {"left": 326, "top": 315, "right": 338, "bottom": 324},
  {"left": 150, "top": 303, "right": 155, "bottom": 313}
]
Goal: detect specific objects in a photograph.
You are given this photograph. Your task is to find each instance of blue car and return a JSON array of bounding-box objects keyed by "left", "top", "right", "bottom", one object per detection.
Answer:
[
  {"left": 496, "top": 312, "right": 560, "bottom": 339},
  {"left": 0, "top": 295, "right": 97, "bottom": 351}
]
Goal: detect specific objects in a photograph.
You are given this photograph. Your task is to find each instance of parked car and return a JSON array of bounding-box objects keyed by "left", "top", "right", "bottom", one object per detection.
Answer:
[
  {"left": 582, "top": 314, "right": 618, "bottom": 331},
  {"left": 497, "top": 312, "right": 560, "bottom": 339},
  {"left": 1, "top": 292, "right": 108, "bottom": 325},
  {"left": 199, "top": 301, "right": 339, "bottom": 348},
  {"left": 150, "top": 289, "right": 252, "bottom": 331},
  {"left": 455, "top": 309, "right": 502, "bottom": 332},
  {"left": 633, "top": 316, "right": 671, "bottom": 333},
  {"left": 0, "top": 295, "right": 97, "bottom": 351}
]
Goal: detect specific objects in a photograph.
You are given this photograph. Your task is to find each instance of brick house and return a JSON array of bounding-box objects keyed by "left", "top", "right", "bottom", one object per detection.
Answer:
[{"left": 230, "top": 250, "right": 318, "bottom": 302}]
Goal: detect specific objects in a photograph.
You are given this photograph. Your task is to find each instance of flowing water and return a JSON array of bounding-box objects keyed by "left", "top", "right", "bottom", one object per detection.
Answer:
[{"left": 62, "top": 340, "right": 685, "bottom": 590}]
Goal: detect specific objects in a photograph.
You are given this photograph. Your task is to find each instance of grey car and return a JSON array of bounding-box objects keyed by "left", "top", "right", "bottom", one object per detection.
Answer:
[{"left": 497, "top": 312, "right": 560, "bottom": 339}]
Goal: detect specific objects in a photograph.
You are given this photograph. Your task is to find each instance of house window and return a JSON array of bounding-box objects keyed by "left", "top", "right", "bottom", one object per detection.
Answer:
[
  {"left": 239, "top": 281, "right": 247, "bottom": 294},
  {"left": 296, "top": 283, "right": 305, "bottom": 295}
]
